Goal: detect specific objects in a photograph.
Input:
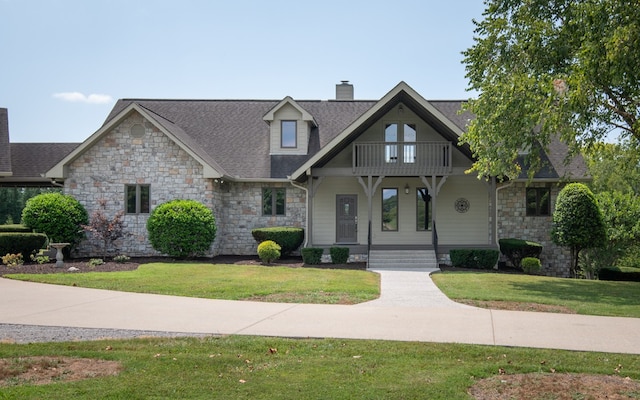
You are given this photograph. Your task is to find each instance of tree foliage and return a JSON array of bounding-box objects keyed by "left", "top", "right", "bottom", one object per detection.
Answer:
[
  {"left": 146, "top": 199, "right": 216, "bottom": 259},
  {"left": 583, "top": 140, "right": 640, "bottom": 195},
  {"left": 462, "top": 0, "right": 640, "bottom": 179},
  {"left": 551, "top": 183, "right": 606, "bottom": 276},
  {"left": 0, "top": 187, "right": 61, "bottom": 224}
]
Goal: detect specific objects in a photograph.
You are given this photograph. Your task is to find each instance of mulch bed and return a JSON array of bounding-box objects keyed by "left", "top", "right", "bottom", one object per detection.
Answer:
[{"left": 0, "top": 255, "right": 366, "bottom": 276}]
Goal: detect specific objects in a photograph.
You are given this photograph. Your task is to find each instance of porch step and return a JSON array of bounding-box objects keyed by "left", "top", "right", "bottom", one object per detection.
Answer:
[{"left": 367, "top": 250, "right": 438, "bottom": 269}]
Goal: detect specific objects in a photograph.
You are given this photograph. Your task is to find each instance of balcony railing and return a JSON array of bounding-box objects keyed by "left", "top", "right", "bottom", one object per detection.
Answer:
[{"left": 353, "top": 142, "right": 452, "bottom": 175}]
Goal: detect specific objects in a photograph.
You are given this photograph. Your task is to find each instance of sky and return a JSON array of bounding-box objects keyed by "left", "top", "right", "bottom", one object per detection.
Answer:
[{"left": 1, "top": 0, "right": 486, "bottom": 143}]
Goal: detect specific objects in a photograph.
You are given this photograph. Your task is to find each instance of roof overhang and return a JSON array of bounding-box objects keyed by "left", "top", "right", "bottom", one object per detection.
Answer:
[{"left": 289, "top": 81, "right": 473, "bottom": 182}]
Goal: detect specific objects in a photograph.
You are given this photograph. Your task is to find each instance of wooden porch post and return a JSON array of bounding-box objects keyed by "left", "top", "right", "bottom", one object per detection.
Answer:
[{"left": 420, "top": 175, "right": 447, "bottom": 253}]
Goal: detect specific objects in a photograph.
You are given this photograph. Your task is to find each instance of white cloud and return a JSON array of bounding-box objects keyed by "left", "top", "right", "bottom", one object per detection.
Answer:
[{"left": 53, "top": 92, "right": 113, "bottom": 104}]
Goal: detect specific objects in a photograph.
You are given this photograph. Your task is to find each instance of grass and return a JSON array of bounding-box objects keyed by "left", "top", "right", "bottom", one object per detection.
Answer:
[
  {"left": 431, "top": 271, "right": 640, "bottom": 318},
  {"left": 5, "top": 263, "right": 380, "bottom": 305},
  {"left": 1, "top": 336, "right": 639, "bottom": 399}
]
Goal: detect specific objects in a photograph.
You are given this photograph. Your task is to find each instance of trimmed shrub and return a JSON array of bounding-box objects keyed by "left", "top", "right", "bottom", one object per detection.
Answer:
[
  {"left": 552, "top": 183, "right": 606, "bottom": 276},
  {"left": 0, "top": 232, "right": 47, "bottom": 260},
  {"left": 0, "top": 224, "right": 31, "bottom": 233},
  {"left": 329, "top": 247, "right": 349, "bottom": 264},
  {"left": 146, "top": 199, "right": 217, "bottom": 258},
  {"left": 521, "top": 257, "right": 542, "bottom": 275},
  {"left": 301, "top": 247, "right": 323, "bottom": 265},
  {"left": 450, "top": 249, "right": 499, "bottom": 269},
  {"left": 498, "top": 238, "right": 543, "bottom": 269},
  {"left": 599, "top": 266, "right": 640, "bottom": 282},
  {"left": 257, "top": 240, "right": 281, "bottom": 264},
  {"left": 21, "top": 193, "right": 88, "bottom": 253},
  {"left": 251, "top": 227, "right": 304, "bottom": 255}
]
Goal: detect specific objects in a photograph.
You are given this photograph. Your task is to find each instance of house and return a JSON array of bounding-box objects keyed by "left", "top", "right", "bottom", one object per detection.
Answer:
[{"left": 1, "top": 82, "right": 589, "bottom": 276}]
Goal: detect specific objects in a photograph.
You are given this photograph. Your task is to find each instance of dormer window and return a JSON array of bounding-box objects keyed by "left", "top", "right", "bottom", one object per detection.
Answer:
[
  {"left": 264, "top": 96, "right": 317, "bottom": 155},
  {"left": 281, "top": 120, "right": 297, "bottom": 148}
]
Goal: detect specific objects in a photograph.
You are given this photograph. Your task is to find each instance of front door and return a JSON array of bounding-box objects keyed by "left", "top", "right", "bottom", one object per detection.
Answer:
[{"left": 336, "top": 195, "right": 358, "bottom": 243}]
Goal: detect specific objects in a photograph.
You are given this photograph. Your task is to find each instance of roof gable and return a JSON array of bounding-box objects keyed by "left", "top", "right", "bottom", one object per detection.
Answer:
[
  {"left": 46, "top": 103, "right": 226, "bottom": 179},
  {"left": 263, "top": 97, "right": 317, "bottom": 126},
  {"left": 289, "top": 82, "right": 473, "bottom": 181}
]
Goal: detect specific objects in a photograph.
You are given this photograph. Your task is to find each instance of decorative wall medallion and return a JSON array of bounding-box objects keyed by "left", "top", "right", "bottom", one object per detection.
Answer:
[{"left": 454, "top": 198, "right": 470, "bottom": 213}]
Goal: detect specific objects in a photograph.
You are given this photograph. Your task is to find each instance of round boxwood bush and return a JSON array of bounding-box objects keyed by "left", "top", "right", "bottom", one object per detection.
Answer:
[
  {"left": 21, "top": 193, "right": 88, "bottom": 251},
  {"left": 521, "top": 257, "right": 542, "bottom": 275},
  {"left": 146, "top": 199, "right": 216, "bottom": 258},
  {"left": 257, "top": 240, "right": 281, "bottom": 264}
]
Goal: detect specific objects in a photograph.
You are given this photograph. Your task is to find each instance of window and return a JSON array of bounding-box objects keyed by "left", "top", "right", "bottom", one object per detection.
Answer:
[
  {"left": 526, "top": 187, "right": 550, "bottom": 216},
  {"left": 281, "top": 120, "right": 297, "bottom": 148},
  {"left": 384, "top": 123, "right": 398, "bottom": 163},
  {"left": 403, "top": 123, "right": 416, "bottom": 163},
  {"left": 382, "top": 188, "right": 398, "bottom": 231},
  {"left": 416, "top": 188, "right": 432, "bottom": 231},
  {"left": 126, "top": 184, "right": 150, "bottom": 214},
  {"left": 263, "top": 188, "right": 286, "bottom": 216},
  {"left": 385, "top": 122, "right": 417, "bottom": 163}
]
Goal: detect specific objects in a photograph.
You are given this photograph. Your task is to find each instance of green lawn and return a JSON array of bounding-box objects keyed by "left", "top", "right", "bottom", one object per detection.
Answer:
[
  {"left": 1, "top": 336, "right": 639, "bottom": 399},
  {"left": 431, "top": 271, "right": 640, "bottom": 318},
  {"left": 5, "top": 263, "right": 380, "bottom": 305}
]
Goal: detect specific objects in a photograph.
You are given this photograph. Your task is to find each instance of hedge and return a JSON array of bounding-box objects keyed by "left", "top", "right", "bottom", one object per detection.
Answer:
[
  {"left": 0, "top": 224, "right": 31, "bottom": 233},
  {"left": 498, "top": 238, "right": 543, "bottom": 268},
  {"left": 599, "top": 266, "right": 640, "bottom": 282},
  {"left": 0, "top": 233, "right": 47, "bottom": 260},
  {"left": 449, "top": 249, "right": 499, "bottom": 269},
  {"left": 251, "top": 227, "right": 304, "bottom": 255},
  {"left": 301, "top": 248, "right": 323, "bottom": 265}
]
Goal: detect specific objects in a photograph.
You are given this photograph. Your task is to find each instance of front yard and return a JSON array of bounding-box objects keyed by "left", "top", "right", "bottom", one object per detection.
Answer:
[
  {"left": 2, "top": 260, "right": 379, "bottom": 305},
  {"left": 431, "top": 270, "right": 640, "bottom": 318}
]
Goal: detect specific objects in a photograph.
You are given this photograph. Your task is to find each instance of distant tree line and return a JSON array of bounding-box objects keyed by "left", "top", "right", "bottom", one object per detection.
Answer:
[{"left": 0, "top": 187, "right": 62, "bottom": 224}]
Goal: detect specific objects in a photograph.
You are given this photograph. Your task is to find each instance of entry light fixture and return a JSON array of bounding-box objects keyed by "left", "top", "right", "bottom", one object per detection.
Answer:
[{"left": 404, "top": 183, "right": 410, "bottom": 195}]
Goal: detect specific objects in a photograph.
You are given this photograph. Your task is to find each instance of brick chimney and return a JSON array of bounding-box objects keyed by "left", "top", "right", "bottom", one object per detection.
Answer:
[{"left": 335, "top": 81, "right": 354, "bottom": 100}]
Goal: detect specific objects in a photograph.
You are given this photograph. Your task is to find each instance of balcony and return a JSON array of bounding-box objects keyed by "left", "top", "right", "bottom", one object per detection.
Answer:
[{"left": 352, "top": 142, "right": 452, "bottom": 176}]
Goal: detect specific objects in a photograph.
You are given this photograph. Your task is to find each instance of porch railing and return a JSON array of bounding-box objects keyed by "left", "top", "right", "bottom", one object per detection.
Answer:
[{"left": 353, "top": 142, "right": 452, "bottom": 175}]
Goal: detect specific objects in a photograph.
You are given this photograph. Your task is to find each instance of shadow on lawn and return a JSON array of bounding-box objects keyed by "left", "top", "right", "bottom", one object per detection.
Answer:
[{"left": 507, "top": 278, "right": 640, "bottom": 308}]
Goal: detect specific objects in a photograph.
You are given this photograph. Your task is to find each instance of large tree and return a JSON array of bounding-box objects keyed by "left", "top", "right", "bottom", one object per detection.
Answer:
[{"left": 462, "top": 0, "right": 640, "bottom": 179}]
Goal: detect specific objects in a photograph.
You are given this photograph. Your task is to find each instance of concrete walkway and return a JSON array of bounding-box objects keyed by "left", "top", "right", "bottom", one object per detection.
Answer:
[
  {"left": 1, "top": 270, "right": 640, "bottom": 354},
  {"left": 359, "top": 268, "right": 475, "bottom": 308}
]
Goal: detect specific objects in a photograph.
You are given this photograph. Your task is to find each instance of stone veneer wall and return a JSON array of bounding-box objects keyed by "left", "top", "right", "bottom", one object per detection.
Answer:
[
  {"left": 65, "top": 112, "right": 220, "bottom": 257},
  {"left": 215, "top": 181, "right": 306, "bottom": 255},
  {"left": 497, "top": 182, "right": 571, "bottom": 277}
]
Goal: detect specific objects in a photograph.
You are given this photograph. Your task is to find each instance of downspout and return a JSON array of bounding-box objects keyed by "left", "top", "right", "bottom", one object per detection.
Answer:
[
  {"left": 289, "top": 179, "right": 309, "bottom": 248},
  {"left": 50, "top": 179, "right": 64, "bottom": 188}
]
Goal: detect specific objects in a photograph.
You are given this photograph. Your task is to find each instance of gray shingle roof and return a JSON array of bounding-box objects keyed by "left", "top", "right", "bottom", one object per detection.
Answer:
[
  {"left": 105, "top": 99, "right": 378, "bottom": 179},
  {"left": 10, "top": 143, "right": 80, "bottom": 179}
]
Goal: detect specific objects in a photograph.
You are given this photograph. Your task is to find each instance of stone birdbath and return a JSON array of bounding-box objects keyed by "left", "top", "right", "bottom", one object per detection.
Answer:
[{"left": 49, "top": 243, "right": 70, "bottom": 268}]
